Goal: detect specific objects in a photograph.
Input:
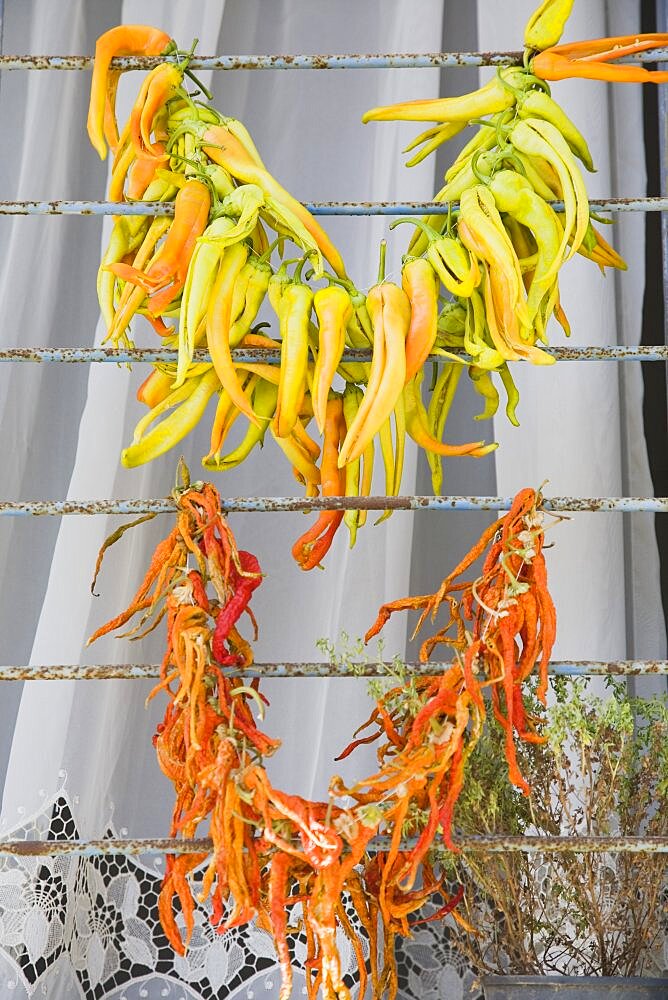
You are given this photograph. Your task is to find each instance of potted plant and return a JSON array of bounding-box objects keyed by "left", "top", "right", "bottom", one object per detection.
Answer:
[{"left": 436, "top": 679, "right": 668, "bottom": 998}]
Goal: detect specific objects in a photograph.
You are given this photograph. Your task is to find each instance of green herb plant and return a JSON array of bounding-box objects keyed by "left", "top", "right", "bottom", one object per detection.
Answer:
[{"left": 440, "top": 678, "right": 668, "bottom": 977}]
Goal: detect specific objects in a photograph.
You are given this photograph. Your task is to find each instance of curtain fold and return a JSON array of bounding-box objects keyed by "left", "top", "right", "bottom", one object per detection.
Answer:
[{"left": 0, "top": 2, "right": 446, "bottom": 997}]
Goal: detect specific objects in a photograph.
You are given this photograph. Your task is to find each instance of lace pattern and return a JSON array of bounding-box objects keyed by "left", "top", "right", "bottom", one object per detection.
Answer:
[
  {"left": 0, "top": 784, "right": 481, "bottom": 999},
  {"left": 12, "top": 785, "right": 663, "bottom": 998}
]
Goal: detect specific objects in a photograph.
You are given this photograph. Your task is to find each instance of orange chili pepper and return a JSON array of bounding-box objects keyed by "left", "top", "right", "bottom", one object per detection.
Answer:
[
  {"left": 136, "top": 368, "right": 174, "bottom": 408},
  {"left": 401, "top": 257, "right": 438, "bottom": 383},
  {"left": 130, "top": 63, "right": 184, "bottom": 157},
  {"left": 87, "top": 25, "right": 172, "bottom": 159},
  {"left": 532, "top": 33, "right": 668, "bottom": 83},
  {"left": 110, "top": 179, "right": 211, "bottom": 315},
  {"left": 292, "top": 396, "right": 345, "bottom": 570},
  {"left": 127, "top": 142, "right": 169, "bottom": 200}
]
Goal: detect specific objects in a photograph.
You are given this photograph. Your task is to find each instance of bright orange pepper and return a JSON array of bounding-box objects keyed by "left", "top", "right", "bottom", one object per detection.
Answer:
[
  {"left": 87, "top": 25, "right": 172, "bottom": 159},
  {"left": 532, "top": 33, "right": 668, "bottom": 83}
]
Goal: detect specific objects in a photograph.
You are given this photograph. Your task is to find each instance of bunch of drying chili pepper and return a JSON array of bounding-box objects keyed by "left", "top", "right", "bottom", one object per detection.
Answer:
[
  {"left": 88, "top": 480, "right": 556, "bottom": 1000},
  {"left": 357, "top": 0, "right": 668, "bottom": 491},
  {"left": 88, "top": 26, "right": 499, "bottom": 572}
]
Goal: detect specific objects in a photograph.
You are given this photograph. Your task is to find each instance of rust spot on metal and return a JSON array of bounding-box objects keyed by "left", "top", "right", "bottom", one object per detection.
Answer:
[
  {"left": 4, "top": 660, "right": 665, "bottom": 681},
  {"left": 0, "top": 835, "right": 665, "bottom": 856}
]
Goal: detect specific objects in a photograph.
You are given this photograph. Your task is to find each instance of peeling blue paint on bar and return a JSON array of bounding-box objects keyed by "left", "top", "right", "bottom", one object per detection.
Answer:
[
  {"left": 1, "top": 496, "right": 668, "bottom": 516},
  {"left": 0, "top": 835, "right": 665, "bottom": 857},
  {"left": 1, "top": 49, "right": 667, "bottom": 71},
  {"left": 0, "top": 660, "right": 666, "bottom": 681},
  {"left": 0, "top": 197, "right": 665, "bottom": 216},
  {"left": 3, "top": 346, "right": 668, "bottom": 364}
]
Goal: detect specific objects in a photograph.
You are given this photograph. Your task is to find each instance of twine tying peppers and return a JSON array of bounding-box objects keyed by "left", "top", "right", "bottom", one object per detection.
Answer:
[{"left": 88, "top": 477, "right": 556, "bottom": 1000}]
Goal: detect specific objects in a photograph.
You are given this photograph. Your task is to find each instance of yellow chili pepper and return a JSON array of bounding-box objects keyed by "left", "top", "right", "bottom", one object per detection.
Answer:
[
  {"left": 203, "top": 378, "right": 278, "bottom": 471},
  {"left": 339, "top": 244, "right": 411, "bottom": 467},
  {"left": 362, "top": 68, "right": 527, "bottom": 124},
  {"left": 229, "top": 256, "right": 272, "bottom": 346},
  {"left": 177, "top": 217, "right": 236, "bottom": 386},
  {"left": 518, "top": 90, "right": 594, "bottom": 171},
  {"left": 122, "top": 367, "right": 220, "bottom": 468},
  {"left": 524, "top": 0, "right": 575, "bottom": 52},
  {"left": 312, "top": 286, "right": 353, "bottom": 434},
  {"left": 274, "top": 265, "right": 313, "bottom": 439},
  {"left": 206, "top": 242, "right": 261, "bottom": 427},
  {"left": 510, "top": 118, "right": 589, "bottom": 262},
  {"left": 488, "top": 169, "right": 563, "bottom": 319},
  {"left": 342, "top": 384, "right": 364, "bottom": 546},
  {"left": 394, "top": 218, "right": 480, "bottom": 298}
]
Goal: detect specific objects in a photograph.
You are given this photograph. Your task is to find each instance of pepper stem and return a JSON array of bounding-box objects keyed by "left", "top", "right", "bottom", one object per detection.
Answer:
[
  {"left": 174, "top": 37, "right": 214, "bottom": 101},
  {"left": 377, "top": 240, "right": 387, "bottom": 283},
  {"left": 390, "top": 216, "right": 439, "bottom": 243},
  {"left": 293, "top": 251, "right": 316, "bottom": 283},
  {"left": 471, "top": 150, "right": 492, "bottom": 185},
  {"left": 256, "top": 238, "right": 281, "bottom": 265},
  {"left": 315, "top": 272, "right": 360, "bottom": 296}
]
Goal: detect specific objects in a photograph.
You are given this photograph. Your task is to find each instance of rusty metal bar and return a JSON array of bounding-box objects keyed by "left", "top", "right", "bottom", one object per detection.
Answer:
[
  {"left": 0, "top": 197, "right": 665, "bottom": 217},
  {"left": 3, "top": 346, "right": 668, "bottom": 364},
  {"left": 1, "top": 660, "right": 666, "bottom": 681},
  {"left": 0, "top": 835, "right": 664, "bottom": 856},
  {"left": 2, "top": 496, "right": 668, "bottom": 517},
  {"left": 1, "top": 49, "right": 667, "bottom": 71}
]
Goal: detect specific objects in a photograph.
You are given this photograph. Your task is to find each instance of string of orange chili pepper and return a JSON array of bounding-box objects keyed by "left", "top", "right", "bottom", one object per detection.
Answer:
[{"left": 88, "top": 479, "right": 556, "bottom": 1000}]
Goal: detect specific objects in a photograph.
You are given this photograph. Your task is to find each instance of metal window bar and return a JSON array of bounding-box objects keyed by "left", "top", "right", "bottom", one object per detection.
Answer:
[
  {"left": 4, "top": 346, "right": 668, "bottom": 363},
  {"left": 0, "top": 34, "right": 667, "bottom": 862},
  {"left": 0, "top": 197, "right": 665, "bottom": 216},
  {"left": 0, "top": 660, "right": 666, "bottom": 681},
  {"left": 0, "top": 836, "right": 664, "bottom": 857},
  {"left": 0, "top": 48, "right": 666, "bottom": 71},
  {"left": 2, "top": 496, "right": 668, "bottom": 515}
]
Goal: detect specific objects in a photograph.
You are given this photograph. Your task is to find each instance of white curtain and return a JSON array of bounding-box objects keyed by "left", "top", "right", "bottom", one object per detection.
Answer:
[
  {"left": 0, "top": 2, "right": 445, "bottom": 998},
  {"left": 0, "top": 1, "right": 662, "bottom": 999}
]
